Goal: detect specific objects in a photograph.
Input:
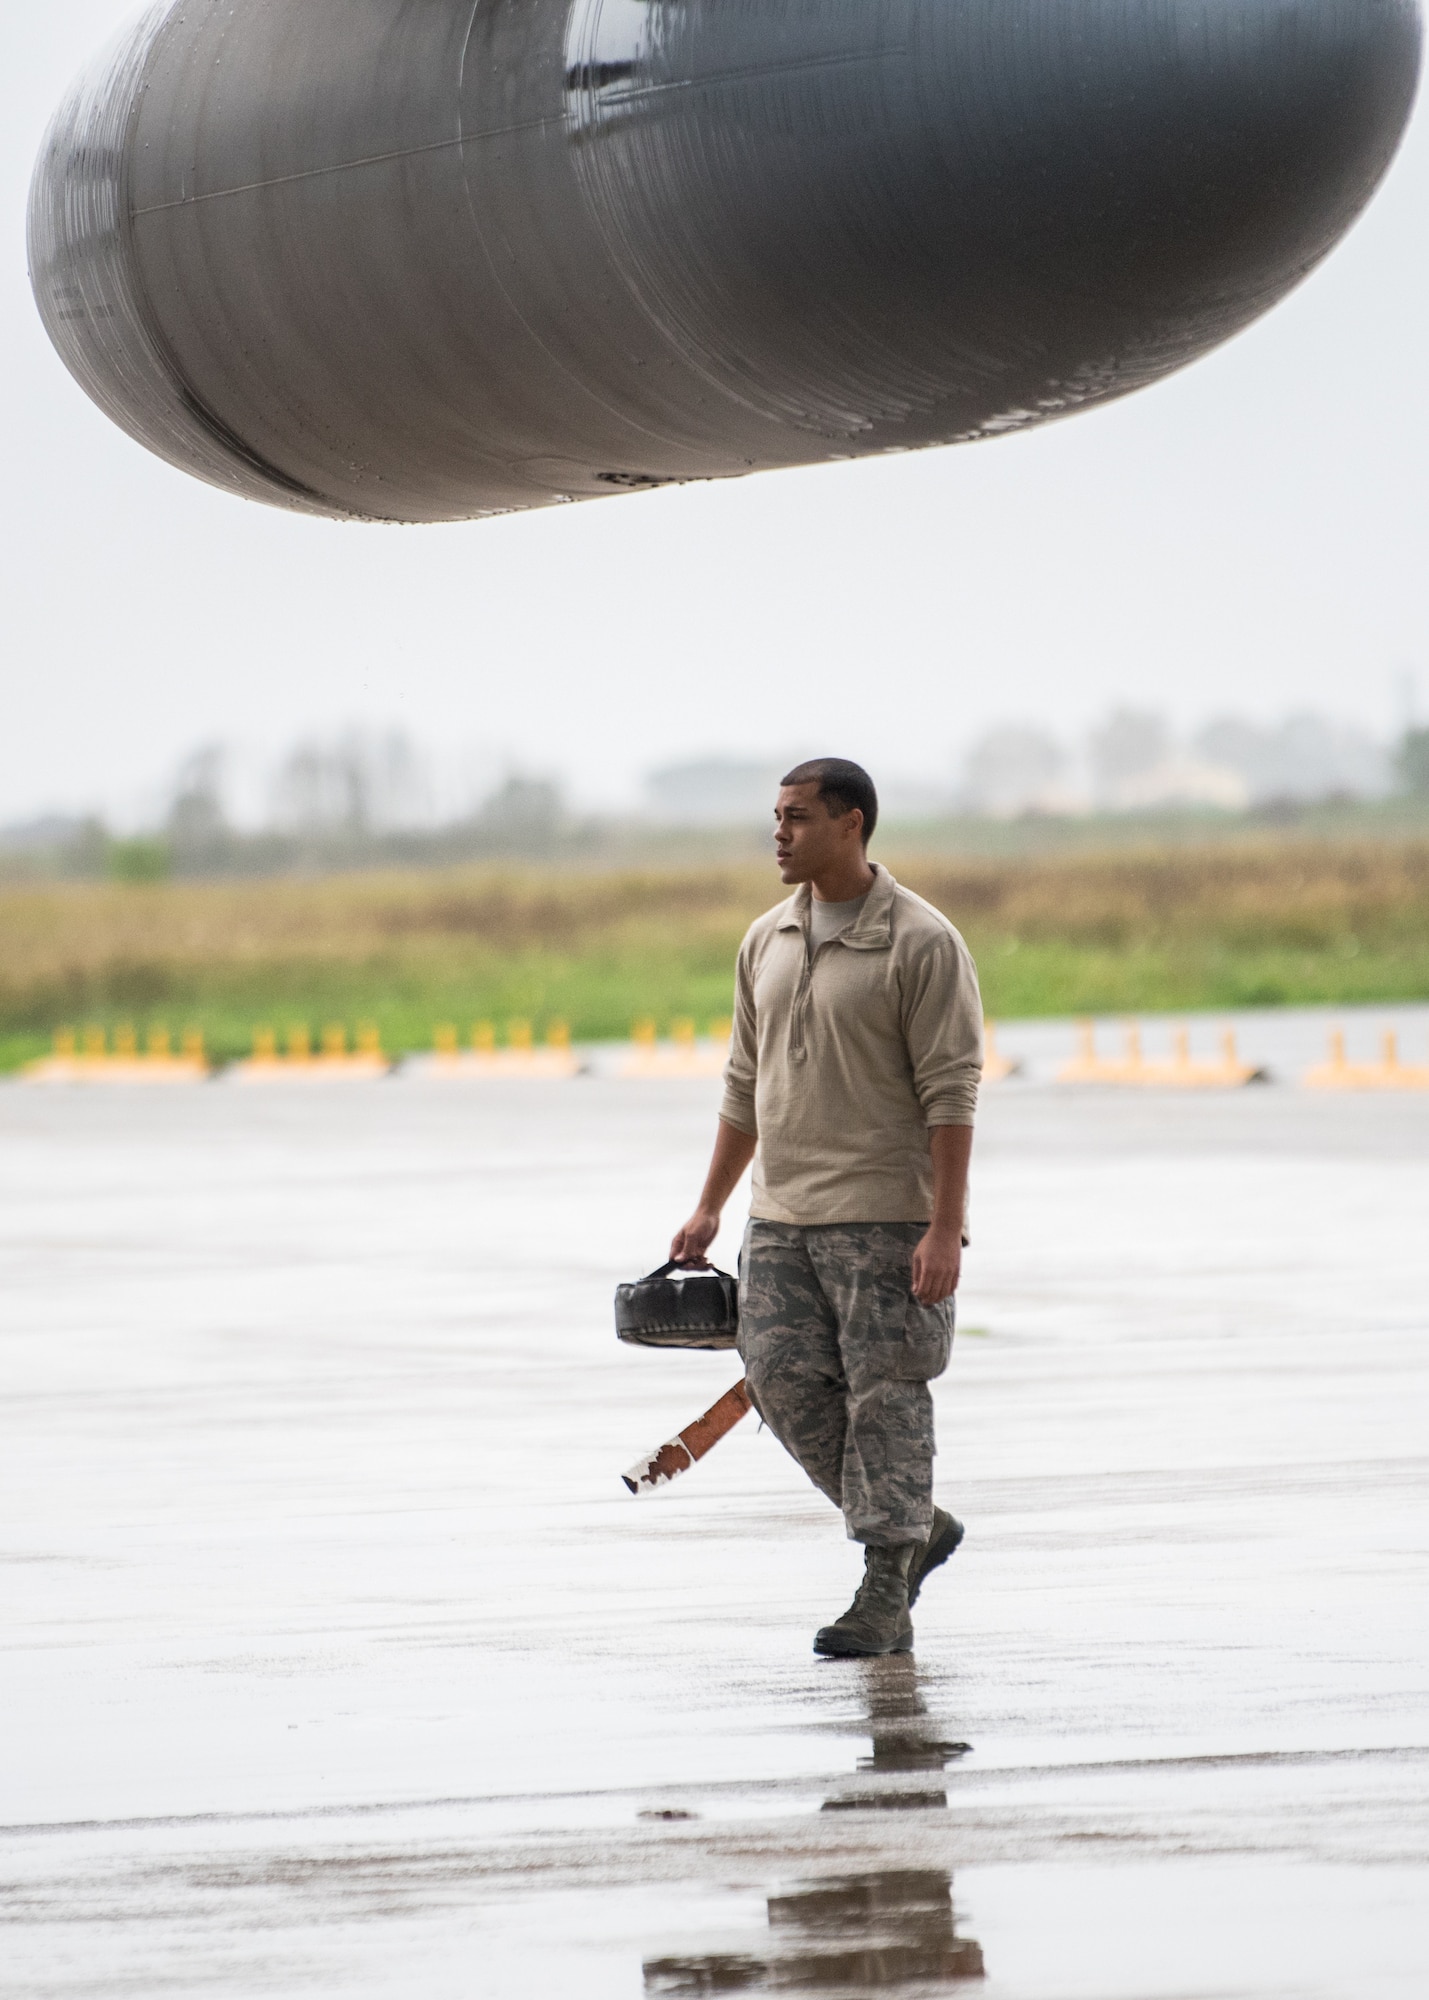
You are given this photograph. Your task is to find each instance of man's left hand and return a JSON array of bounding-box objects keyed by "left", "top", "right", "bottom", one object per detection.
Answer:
[{"left": 911, "top": 1226, "right": 961, "bottom": 1304}]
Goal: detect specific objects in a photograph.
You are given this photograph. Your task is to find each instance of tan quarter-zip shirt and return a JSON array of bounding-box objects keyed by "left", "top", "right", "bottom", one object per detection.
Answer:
[{"left": 719, "top": 864, "right": 983, "bottom": 1224}]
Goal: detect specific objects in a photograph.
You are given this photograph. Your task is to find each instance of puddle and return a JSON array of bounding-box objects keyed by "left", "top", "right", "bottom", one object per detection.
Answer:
[{"left": 645, "top": 1868, "right": 985, "bottom": 1992}]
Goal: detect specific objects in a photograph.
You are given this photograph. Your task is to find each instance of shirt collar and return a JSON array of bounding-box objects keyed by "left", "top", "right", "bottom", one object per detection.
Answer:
[{"left": 776, "top": 864, "right": 897, "bottom": 948}]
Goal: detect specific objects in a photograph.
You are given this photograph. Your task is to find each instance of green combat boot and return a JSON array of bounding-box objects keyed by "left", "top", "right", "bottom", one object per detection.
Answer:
[
  {"left": 907, "top": 1508, "right": 965, "bottom": 1609},
  {"left": 813, "top": 1543, "right": 915, "bottom": 1657}
]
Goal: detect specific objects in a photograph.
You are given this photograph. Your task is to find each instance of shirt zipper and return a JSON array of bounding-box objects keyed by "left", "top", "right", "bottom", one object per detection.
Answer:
[
  {"left": 790, "top": 901, "right": 870, "bottom": 1061},
  {"left": 791, "top": 922, "right": 826, "bottom": 1062}
]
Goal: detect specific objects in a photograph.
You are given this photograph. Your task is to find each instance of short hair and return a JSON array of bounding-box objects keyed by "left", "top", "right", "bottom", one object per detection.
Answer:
[{"left": 780, "top": 758, "right": 878, "bottom": 842}]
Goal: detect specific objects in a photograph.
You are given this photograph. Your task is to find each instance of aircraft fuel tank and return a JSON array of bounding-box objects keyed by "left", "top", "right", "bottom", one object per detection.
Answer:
[{"left": 28, "top": 0, "right": 1422, "bottom": 523}]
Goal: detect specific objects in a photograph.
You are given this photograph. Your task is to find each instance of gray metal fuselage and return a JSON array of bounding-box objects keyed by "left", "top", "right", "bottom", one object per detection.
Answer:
[{"left": 29, "top": 0, "right": 1422, "bottom": 523}]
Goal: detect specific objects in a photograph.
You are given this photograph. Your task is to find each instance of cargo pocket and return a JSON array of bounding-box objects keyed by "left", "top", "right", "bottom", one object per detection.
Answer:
[{"left": 898, "top": 1295, "right": 954, "bottom": 1381}]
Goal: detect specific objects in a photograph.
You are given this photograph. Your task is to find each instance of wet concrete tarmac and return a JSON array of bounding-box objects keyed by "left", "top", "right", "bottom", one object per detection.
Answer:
[{"left": 2, "top": 1072, "right": 1427, "bottom": 1996}]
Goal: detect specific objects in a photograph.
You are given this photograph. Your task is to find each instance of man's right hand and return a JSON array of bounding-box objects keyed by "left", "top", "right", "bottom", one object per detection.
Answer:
[
  {"left": 669, "top": 1208, "right": 720, "bottom": 1265},
  {"left": 670, "top": 1120, "right": 757, "bottom": 1267}
]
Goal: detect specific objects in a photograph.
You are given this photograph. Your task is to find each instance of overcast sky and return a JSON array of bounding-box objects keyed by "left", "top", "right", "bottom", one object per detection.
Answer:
[{"left": 3, "top": 5, "right": 1426, "bottom": 822}]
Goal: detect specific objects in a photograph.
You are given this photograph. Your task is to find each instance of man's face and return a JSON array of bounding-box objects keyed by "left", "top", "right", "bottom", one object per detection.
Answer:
[{"left": 773, "top": 783, "right": 862, "bottom": 883}]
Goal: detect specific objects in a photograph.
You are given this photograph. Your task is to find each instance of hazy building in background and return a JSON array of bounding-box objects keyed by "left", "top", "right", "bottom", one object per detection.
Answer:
[
  {"left": 958, "top": 709, "right": 1250, "bottom": 817},
  {"left": 958, "top": 726, "right": 1081, "bottom": 817},
  {"left": 950, "top": 704, "right": 1398, "bottom": 820},
  {"left": 1087, "top": 709, "right": 1172, "bottom": 799},
  {"left": 1085, "top": 708, "right": 1245, "bottom": 811},
  {"left": 1080, "top": 708, "right": 1234, "bottom": 810},
  {"left": 1194, "top": 712, "right": 1391, "bottom": 804}
]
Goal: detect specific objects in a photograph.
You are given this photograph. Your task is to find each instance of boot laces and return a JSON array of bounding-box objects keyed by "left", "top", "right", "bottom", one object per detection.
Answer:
[{"left": 849, "top": 1548, "right": 904, "bottom": 1617}]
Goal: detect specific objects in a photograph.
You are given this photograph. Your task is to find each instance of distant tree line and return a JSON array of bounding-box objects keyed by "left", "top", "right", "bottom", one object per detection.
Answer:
[
  {"left": 3, "top": 711, "right": 1429, "bottom": 881},
  {"left": 0, "top": 735, "right": 594, "bottom": 881}
]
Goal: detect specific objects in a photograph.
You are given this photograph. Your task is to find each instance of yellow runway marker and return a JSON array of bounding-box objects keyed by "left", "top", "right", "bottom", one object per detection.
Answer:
[
  {"left": 1059, "top": 1022, "right": 1266, "bottom": 1088},
  {"left": 1304, "top": 1028, "right": 1429, "bottom": 1091},
  {"left": 229, "top": 1022, "right": 391, "bottom": 1082},
  {"left": 616, "top": 1019, "right": 732, "bottom": 1079},
  {"left": 22, "top": 1026, "right": 210, "bottom": 1085},
  {"left": 422, "top": 1021, "right": 585, "bottom": 1078},
  {"left": 982, "top": 1020, "right": 1022, "bottom": 1082}
]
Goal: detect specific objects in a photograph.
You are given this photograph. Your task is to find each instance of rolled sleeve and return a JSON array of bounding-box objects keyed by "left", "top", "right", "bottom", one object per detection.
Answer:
[
  {"left": 718, "top": 935, "right": 760, "bottom": 1136},
  {"left": 902, "top": 934, "right": 983, "bottom": 1127}
]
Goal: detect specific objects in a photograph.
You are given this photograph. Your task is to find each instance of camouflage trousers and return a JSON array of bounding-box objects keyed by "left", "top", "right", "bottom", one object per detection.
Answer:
[{"left": 738, "top": 1220, "right": 953, "bottom": 1547}]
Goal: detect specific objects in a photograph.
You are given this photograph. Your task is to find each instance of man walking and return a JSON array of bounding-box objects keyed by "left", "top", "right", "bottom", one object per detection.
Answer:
[{"left": 671, "top": 758, "right": 982, "bottom": 1657}]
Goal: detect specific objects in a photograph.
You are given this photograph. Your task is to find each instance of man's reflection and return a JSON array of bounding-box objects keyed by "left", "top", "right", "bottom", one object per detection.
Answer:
[
  {"left": 823, "top": 1654, "right": 970, "bottom": 1812},
  {"left": 642, "top": 1660, "right": 983, "bottom": 1992}
]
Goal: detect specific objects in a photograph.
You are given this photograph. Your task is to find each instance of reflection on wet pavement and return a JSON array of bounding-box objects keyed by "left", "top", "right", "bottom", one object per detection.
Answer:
[
  {"left": 645, "top": 1870, "right": 983, "bottom": 1993},
  {"left": 647, "top": 1662, "right": 983, "bottom": 1992},
  {"left": 823, "top": 1657, "right": 971, "bottom": 1812}
]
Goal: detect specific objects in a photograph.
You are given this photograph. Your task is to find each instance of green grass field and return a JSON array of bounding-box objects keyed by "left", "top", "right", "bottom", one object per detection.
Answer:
[{"left": 2, "top": 836, "right": 1427, "bottom": 1069}]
